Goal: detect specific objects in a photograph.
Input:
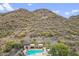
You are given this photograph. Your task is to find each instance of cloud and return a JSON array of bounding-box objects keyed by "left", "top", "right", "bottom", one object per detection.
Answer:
[
  {"left": 53, "top": 10, "right": 60, "bottom": 13},
  {"left": 27, "top": 3, "right": 32, "bottom": 6},
  {"left": 65, "top": 12, "right": 70, "bottom": 15},
  {"left": 2, "top": 3, "right": 14, "bottom": 11},
  {"left": 0, "top": 5, "right": 4, "bottom": 10},
  {"left": 71, "top": 10, "right": 79, "bottom": 14},
  {"left": 64, "top": 9, "right": 79, "bottom": 16},
  {"left": 0, "top": 3, "right": 14, "bottom": 12}
]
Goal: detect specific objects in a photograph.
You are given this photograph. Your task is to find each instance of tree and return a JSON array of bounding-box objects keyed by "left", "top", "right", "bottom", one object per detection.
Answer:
[
  {"left": 49, "top": 43, "right": 70, "bottom": 56},
  {"left": 4, "top": 41, "right": 15, "bottom": 52},
  {"left": 0, "top": 46, "right": 2, "bottom": 55},
  {"left": 4, "top": 40, "right": 22, "bottom": 52},
  {"left": 31, "top": 39, "right": 37, "bottom": 44}
]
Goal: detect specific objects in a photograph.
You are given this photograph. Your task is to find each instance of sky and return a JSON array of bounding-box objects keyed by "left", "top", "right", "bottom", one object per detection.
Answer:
[{"left": 0, "top": 3, "right": 79, "bottom": 18}]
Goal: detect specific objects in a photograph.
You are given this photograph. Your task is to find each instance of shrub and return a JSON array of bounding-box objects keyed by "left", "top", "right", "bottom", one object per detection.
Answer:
[
  {"left": 43, "top": 41, "right": 51, "bottom": 49},
  {"left": 31, "top": 39, "right": 37, "bottom": 44},
  {"left": 74, "top": 51, "right": 79, "bottom": 56},
  {"left": 4, "top": 40, "right": 22, "bottom": 52},
  {"left": 12, "top": 42, "right": 23, "bottom": 49},
  {"left": 15, "top": 31, "right": 26, "bottom": 38},
  {"left": 67, "top": 30, "right": 79, "bottom": 35},
  {"left": 0, "top": 31, "right": 12, "bottom": 38},
  {"left": 0, "top": 46, "right": 2, "bottom": 53},
  {"left": 53, "top": 31, "right": 62, "bottom": 36},
  {"left": 49, "top": 43, "right": 70, "bottom": 56},
  {"left": 4, "top": 41, "right": 15, "bottom": 52},
  {"left": 57, "top": 37, "right": 65, "bottom": 43},
  {"left": 39, "top": 32, "right": 53, "bottom": 37}
]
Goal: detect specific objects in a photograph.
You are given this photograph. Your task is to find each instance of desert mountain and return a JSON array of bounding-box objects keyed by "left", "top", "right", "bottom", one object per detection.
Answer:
[
  {"left": 65, "top": 15, "right": 79, "bottom": 36},
  {"left": 0, "top": 8, "right": 66, "bottom": 38},
  {"left": 31, "top": 9, "right": 66, "bottom": 35}
]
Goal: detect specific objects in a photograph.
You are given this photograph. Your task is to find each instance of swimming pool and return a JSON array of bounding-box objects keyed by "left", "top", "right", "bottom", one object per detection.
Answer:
[{"left": 26, "top": 49, "right": 43, "bottom": 56}]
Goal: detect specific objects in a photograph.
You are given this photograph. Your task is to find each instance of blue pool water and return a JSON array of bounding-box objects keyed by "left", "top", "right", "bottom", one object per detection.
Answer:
[{"left": 26, "top": 49, "right": 43, "bottom": 56}]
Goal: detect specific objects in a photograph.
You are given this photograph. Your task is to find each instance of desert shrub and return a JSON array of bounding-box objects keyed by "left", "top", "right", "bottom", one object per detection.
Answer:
[
  {"left": 0, "top": 47, "right": 3, "bottom": 56},
  {"left": 75, "top": 41, "right": 79, "bottom": 46},
  {"left": 44, "top": 41, "right": 51, "bottom": 49},
  {"left": 64, "top": 35, "right": 72, "bottom": 39},
  {"left": 30, "top": 33, "right": 39, "bottom": 38},
  {"left": 0, "top": 31, "right": 12, "bottom": 38},
  {"left": 74, "top": 51, "right": 79, "bottom": 56},
  {"left": 49, "top": 43, "right": 70, "bottom": 56},
  {"left": 31, "top": 39, "right": 37, "bottom": 44},
  {"left": 20, "top": 40, "right": 24, "bottom": 45},
  {"left": 68, "top": 50, "right": 75, "bottom": 56},
  {"left": 67, "top": 30, "right": 79, "bottom": 35},
  {"left": 0, "top": 46, "right": 2, "bottom": 53},
  {"left": 57, "top": 37, "right": 65, "bottom": 43},
  {"left": 15, "top": 31, "right": 26, "bottom": 38},
  {"left": 64, "top": 34, "right": 76, "bottom": 41},
  {"left": 4, "top": 40, "right": 22, "bottom": 52},
  {"left": 53, "top": 31, "right": 62, "bottom": 36},
  {"left": 4, "top": 41, "right": 15, "bottom": 52},
  {"left": 12, "top": 43, "right": 23, "bottom": 49},
  {"left": 65, "top": 41, "right": 76, "bottom": 47},
  {"left": 39, "top": 32, "right": 53, "bottom": 37},
  {"left": 69, "top": 48, "right": 79, "bottom": 56}
]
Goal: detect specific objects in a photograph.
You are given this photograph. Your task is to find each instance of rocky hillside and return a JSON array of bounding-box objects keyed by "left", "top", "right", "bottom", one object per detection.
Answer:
[
  {"left": 0, "top": 8, "right": 79, "bottom": 44},
  {"left": 0, "top": 8, "right": 66, "bottom": 38},
  {"left": 65, "top": 15, "right": 79, "bottom": 36}
]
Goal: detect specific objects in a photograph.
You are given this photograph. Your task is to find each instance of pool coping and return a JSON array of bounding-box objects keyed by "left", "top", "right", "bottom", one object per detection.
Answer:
[
  {"left": 23, "top": 48, "right": 48, "bottom": 56},
  {"left": 23, "top": 49, "right": 43, "bottom": 55}
]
